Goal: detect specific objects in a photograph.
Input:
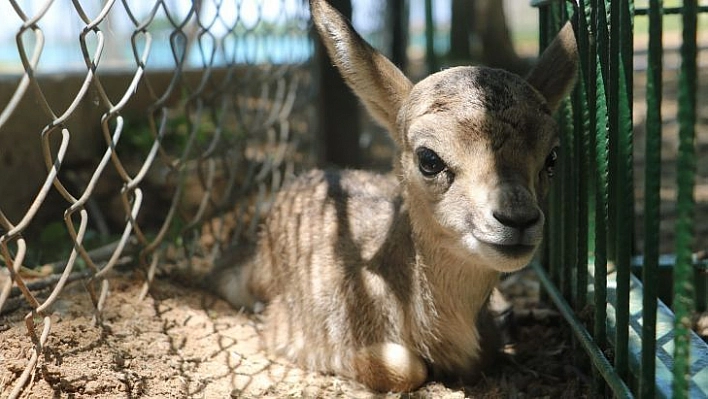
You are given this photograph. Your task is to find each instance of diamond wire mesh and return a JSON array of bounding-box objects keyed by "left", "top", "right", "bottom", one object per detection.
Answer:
[{"left": 0, "top": 1, "right": 315, "bottom": 397}]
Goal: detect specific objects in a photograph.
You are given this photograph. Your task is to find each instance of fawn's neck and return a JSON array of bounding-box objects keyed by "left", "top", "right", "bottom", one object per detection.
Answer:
[
  {"left": 416, "top": 232, "right": 499, "bottom": 314},
  {"left": 400, "top": 204, "right": 499, "bottom": 370},
  {"left": 401, "top": 196, "right": 499, "bottom": 312}
]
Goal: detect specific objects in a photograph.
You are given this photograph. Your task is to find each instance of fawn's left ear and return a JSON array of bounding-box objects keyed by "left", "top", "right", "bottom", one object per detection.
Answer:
[
  {"left": 310, "top": 0, "right": 413, "bottom": 142},
  {"left": 525, "top": 21, "right": 579, "bottom": 113}
]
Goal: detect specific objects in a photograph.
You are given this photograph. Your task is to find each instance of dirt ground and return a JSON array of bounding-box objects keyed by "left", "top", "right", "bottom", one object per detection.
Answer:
[{"left": 1, "top": 264, "right": 593, "bottom": 398}]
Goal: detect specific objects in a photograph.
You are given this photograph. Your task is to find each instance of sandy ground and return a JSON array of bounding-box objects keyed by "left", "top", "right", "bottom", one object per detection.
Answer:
[{"left": 1, "top": 266, "right": 593, "bottom": 398}]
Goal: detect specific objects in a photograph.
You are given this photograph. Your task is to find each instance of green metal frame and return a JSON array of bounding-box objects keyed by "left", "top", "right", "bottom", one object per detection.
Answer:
[{"left": 534, "top": 0, "right": 707, "bottom": 397}]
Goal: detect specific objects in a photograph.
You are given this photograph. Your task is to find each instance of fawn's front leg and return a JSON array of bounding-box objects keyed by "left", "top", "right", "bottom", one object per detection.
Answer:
[{"left": 352, "top": 342, "right": 428, "bottom": 392}]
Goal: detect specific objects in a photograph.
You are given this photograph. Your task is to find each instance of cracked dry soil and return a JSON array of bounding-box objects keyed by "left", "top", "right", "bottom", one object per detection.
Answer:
[{"left": 1, "top": 266, "right": 593, "bottom": 398}]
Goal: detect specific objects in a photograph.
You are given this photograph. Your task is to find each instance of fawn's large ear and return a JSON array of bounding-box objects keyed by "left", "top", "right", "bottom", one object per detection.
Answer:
[
  {"left": 310, "top": 0, "right": 413, "bottom": 140},
  {"left": 526, "top": 21, "right": 579, "bottom": 113}
]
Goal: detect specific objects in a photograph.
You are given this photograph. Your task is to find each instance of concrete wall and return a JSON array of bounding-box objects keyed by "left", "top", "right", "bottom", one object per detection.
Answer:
[{"left": 0, "top": 69, "right": 230, "bottom": 230}]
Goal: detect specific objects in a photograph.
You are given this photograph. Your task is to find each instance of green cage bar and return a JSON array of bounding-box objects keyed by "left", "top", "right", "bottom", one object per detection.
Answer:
[
  {"left": 641, "top": 0, "right": 663, "bottom": 397},
  {"left": 672, "top": 0, "right": 698, "bottom": 397},
  {"left": 606, "top": 0, "right": 635, "bottom": 382},
  {"left": 591, "top": 0, "right": 611, "bottom": 360},
  {"left": 572, "top": 68, "right": 589, "bottom": 311},
  {"left": 534, "top": 0, "right": 708, "bottom": 397}
]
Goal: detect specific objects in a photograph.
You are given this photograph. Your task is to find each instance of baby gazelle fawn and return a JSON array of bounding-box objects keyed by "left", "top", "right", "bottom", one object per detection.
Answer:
[{"left": 216, "top": 0, "right": 578, "bottom": 392}]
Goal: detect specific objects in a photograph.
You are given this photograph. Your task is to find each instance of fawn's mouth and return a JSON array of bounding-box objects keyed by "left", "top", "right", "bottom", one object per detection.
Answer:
[{"left": 487, "top": 243, "right": 537, "bottom": 258}]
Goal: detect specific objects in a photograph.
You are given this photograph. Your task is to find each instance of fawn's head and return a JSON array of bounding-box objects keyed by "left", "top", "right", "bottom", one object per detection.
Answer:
[{"left": 311, "top": 0, "right": 578, "bottom": 272}]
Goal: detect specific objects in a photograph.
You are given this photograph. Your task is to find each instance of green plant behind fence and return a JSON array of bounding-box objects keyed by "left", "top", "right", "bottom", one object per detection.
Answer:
[{"left": 534, "top": 0, "right": 708, "bottom": 397}]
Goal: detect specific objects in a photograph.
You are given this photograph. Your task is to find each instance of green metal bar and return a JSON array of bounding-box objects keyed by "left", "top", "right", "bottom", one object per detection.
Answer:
[
  {"left": 560, "top": 5, "right": 577, "bottom": 305},
  {"left": 608, "top": 0, "right": 635, "bottom": 383},
  {"left": 579, "top": 0, "right": 597, "bottom": 259},
  {"left": 558, "top": 0, "right": 577, "bottom": 305},
  {"left": 572, "top": 85, "right": 589, "bottom": 309},
  {"left": 592, "top": 0, "right": 610, "bottom": 358},
  {"left": 550, "top": 159, "right": 562, "bottom": 287},
  {"left": 606, "top": 3, "right": 618, "bottom": 272},
  {"left": 544, "top": 4, "right": 564, "bottom": 290},
  {"left": 561, "top": 96, "right": 575, "bottom": 301},
  {"left": 574, "top": 2, "right": 590, "bottom": 311},
  {"left": 641, "top": 1, "right": 663, "bottom": 397},
  {"left": 538, "top": 6, "right": 552, "bottom": 303},
  {"left": 673, "top": 0, "right": 698, "bottom": 397},
  {"left": 549, "top": 157, "right": 562, "bottom": 288},
  {"left": 634, "top": 6, "right": 708, "bottom": 15},
  {"left": 532, "top": 261, "right": 633, "bottom": 398}
]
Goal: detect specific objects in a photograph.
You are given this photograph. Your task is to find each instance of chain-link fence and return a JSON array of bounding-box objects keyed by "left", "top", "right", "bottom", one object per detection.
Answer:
[{"left": 0, "top": 1, "right": 315, "bottom": 397}]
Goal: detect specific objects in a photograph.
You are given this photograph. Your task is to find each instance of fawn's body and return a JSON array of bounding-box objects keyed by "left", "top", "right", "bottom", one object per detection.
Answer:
[{"left": 216, "top": 0, "right": 578, "bottom": 392}]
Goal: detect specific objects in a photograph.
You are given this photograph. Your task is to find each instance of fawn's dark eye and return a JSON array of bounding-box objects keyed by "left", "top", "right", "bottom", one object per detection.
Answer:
[
  {"left": 545, "top": 146, "right": 559, "bottom": 177},
  {"left": 416, "top": 147, "right": 446, "bottom": 177}
]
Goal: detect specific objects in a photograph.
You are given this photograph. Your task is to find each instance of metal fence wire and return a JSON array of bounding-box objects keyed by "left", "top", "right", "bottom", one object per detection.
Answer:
[
  {"left": 0, "top": 1, "right": 314, "bottom": 397},
  {"left": 536, "top": 0, "right": 708, "bottom": 398}
]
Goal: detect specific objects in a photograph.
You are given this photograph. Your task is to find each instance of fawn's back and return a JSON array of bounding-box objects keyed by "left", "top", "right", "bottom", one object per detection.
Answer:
[{"left": 215, "top": 0, "right": 578, "bottom": 392}]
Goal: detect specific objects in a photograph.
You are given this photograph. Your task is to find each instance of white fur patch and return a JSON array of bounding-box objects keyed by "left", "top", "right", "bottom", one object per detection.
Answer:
[
  {"left": 461, "top": 233, "right": 532, "bottom": 272},
  {"left": 379, "top": 342, "right": 417, "bottom": 373}
]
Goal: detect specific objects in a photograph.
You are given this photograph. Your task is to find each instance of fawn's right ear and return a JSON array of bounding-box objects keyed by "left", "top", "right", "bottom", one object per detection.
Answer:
[
  {"left": 525, "top": 21, "right": 579, "bottom": 113},
  {"left": 310, "top": 0, "right": 413, "bottom": 143}
]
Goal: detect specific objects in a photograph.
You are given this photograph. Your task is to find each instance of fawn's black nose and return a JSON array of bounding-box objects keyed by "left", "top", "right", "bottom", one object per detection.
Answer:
[{"left": 492, "top": 208, "right": 541, "bottom": 230}]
